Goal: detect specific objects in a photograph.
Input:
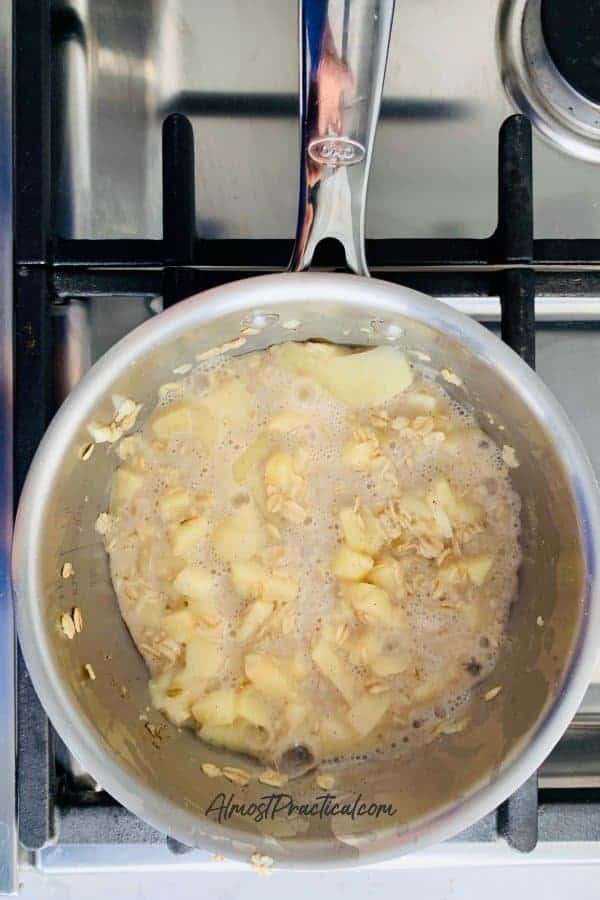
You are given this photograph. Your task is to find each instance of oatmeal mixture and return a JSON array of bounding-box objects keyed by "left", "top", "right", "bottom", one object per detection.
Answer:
[{"left": 99, "top": 342, "right": 521, "bottom": 768}]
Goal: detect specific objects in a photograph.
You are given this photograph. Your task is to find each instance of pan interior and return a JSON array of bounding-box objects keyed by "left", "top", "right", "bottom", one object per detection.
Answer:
[{"left": 21, "top": 286, "right": 586, "bottom": 863}]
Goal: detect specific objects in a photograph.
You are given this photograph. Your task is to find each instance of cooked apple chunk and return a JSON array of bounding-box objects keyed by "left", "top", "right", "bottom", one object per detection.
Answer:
[
  {"left": 171, "top": 516, "right": 209, "bottom": 558},
  {"left": 110, "top": 468, "right": 144, "bottom": 509},
  {"left": 212, "top": 505, "right": 265, "bottom": 563},
  {"left": 332, "top": 545, "right": 373, "bottom": 581},
  {"left": 339, "top": 507, "right": 385, "bottom": 556}
]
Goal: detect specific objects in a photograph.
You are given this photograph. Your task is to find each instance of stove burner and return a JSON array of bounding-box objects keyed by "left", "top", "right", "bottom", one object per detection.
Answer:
[
  {"left": 541, "top": 0, "right": 600, "bottom": 104},
  {"left": 500, "top": 0, "right": 600, "bottom": 164}
]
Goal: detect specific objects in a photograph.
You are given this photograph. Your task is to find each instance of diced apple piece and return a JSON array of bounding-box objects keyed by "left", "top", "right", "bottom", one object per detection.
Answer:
[
  {"left": 110, "top": 468, "right": 144, "bottom": 509},
  {"left": 403, "top": 391, "right": 438, "bottom": 413},
  {"left": 339, "top": 507, "right": 385, "bottom": 556},
  {"left": 149, "top": 671, "right": 193, "bottom": 726},
  {"left": 173, "top": 565, "right": 213, "bottom": 602},
  {"left": 312, "top": 638, "right": 356, "bottom": 703},
  {"left": 443, "top": 426, "right": 473, "bottom": 451},
  {"left": 237, "top": 599, "right": 274, "bottom": 641},
  {"left": 460, "top": 601, "right": 483, "bottom": 630},
  {"left": 162, "top": 608, "right": 196, "bottom": 642},
  {"left": 280, "top": 343, "right": 413, "bottom": 407},
  {"left": 200, "top": 720, "right": 268, "bottom": 753},
  {"left": 427, "top": 496, "right": 453, "bottom": 539},
  {"left": 342, "top": 440, "right": 378, "bottom": 470},
  {"left": 266, "top": 572, "right": 298, "bottom": 606},
  {"left": 266, "top": 410, "right": 307, "bottom": 433},
  {"left": 278, "top": 341, "right": 316, "bottom": 375},
  {"left": 237, "top": 686, "right": 277, "bottom": 732},
  {"left": 244, "top": 653, "right": 297, "bottom": 701},
  {"left": 191, "top": 407, "right": 223, "bottom": 446},
  {"left": 176, "top": 636, "right": 222, "bottom": 685},
  {"left": 230, "top": 560, "right": 266, "bottom": 598},
  {"left": 430, "top": 477, "right": 481, "bottom": 525},
  {"left": 452, "top": 496, "right": 483, "bottom": 526},
  {"left": 463, "top": 553, "right": 494, "bottom": 586},
  {"left": 188, "top": 596, "right": 221, "bottom": 628},
  {"left": 361, "top": 508, "right": 386, "bottom": 554},
  {"left": 437, "top": 558, "right": 462, "bottom": 585},
  {"left": 151, "top": 401, "right": 195, "bottom": 437},
  {"left": 346, "top": 627, "right": 382, "bottom": 666},
  {"left": 148, "top": 547, "right": 182, "bottom": 580},
  {"left": 264, "top": 451, "right": 302, "bottom": 494},
  {"left": 332, "top": 545, "right": 373, "bottom": 581},
  {"left": 413, "top": 668, "right": 452, "bottom": 703},
  {"left": 285, "top": 701, "right": 310, "bottom": 731},
  {"left": 212, "top": 505, "right": 265, "bottom": 563},
  {"left": 290, "top": 654, "right": 311, "bottom": 680},
  {"left": 430, "top": 477, "right": 454, "bottom": 510},
  {"left": 367, "top": 557, "right": 400, "bottom": 594},
  {"left": 278, "top": 341, "right": 347, "bottom": 376},
  {"left": 370, "top": 652, "right": 410, "bottom": 677},
  {"left": 200, "top": 378, "right": 252, "bottom": 425},
  {"left": 191, "top": 687, "right": 236, "bottom": 726},
  {"left": 230, "top": 560, "right": 297, "bottom": 608},
  {"left": 171, "top": 516, "right": 209, "bottom": 558},
  {"left": 158, "top": 487, "right": 191, "bottom": 523},
  {"left": 172, "top": 566, "right": 220, "bottom": 626},
  {"left": 232, "top": 434, "right": 272, "bottom": 500},
  {"left": 320, "top": 715, "right": 356, "bottom": 754},
  {"left": 347, "top": 693, "right": 390, "bottom": 737},
  {"left": 343, "top": 583, "right": 394, "bottom": 625},
  {"left": 151, "top": 401, "right": 222, "bottom": 446},
  {"left": 439, "top": 553, "right": 494, "bottom": 588},
  {"left": 319, "top": 347, "right": 413, "bottom": 408}
]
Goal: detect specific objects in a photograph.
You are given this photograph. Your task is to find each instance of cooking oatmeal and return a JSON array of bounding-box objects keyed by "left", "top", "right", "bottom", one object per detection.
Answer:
[{"left": 100, "top": 341, "right": 521, "bottom": 769}]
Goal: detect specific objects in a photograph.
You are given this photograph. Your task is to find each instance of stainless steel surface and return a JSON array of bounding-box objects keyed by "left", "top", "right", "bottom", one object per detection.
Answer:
[
  {"left": 500, "top": 0, "right": 600, "bottom": 164},
  {"left": 49, "top": 0, "right": 600, "bottom": 243},
  {"left": 291, "top": 0, "right": 394, "bottom": 274},
  {"left": 12, "top": 271, "right": 600, "bottom": 865},
  {"left": 0, "top": 0, "right": 16, "bottom": 892}
]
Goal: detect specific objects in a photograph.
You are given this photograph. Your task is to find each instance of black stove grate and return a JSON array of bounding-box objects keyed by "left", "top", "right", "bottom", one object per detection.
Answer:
[{"left": 13, "top": 0, "right": 600, "bottom": 859}]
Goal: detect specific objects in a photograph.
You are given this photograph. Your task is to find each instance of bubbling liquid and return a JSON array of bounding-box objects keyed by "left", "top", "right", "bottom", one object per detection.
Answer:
[{"left": 103, "top": 342, "right": 521, "bottom": 769}]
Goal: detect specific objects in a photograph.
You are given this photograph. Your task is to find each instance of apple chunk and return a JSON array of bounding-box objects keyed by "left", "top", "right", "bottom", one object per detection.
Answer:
[
  {"left": 321, "top": 346, "right": 413, "bottom": 408},
  {"left": 343, "top": 583, "right": 394, "bottom": 625},
  {"left": 158, "top": 487, "right": 191, "bottom": 523},
  {"left": 347, "top": 693, "right": 390, "bottom": 737},
  {"left": 312, "top": 638, "right": 356, "bottom": 703},
  {"left": 212, "top": 505, "right": 265, "bottom": 563},
  {"left": 339, "top": 507, "right": 385, "bottom": 556},
  {"left": 439, "top": 553, "right": 494, "bottom": 587},
  {"left": 332, "top": 545, "right": 373, "bottom": 581},
  {"left": 151, "top": 400, "right": 222, "bottom": 446},
  {"left": 110, "top": 468, "right": 144, "bottom": 509},
  {"left": 199, "top": 378, "right": 252, "bottom": 426},
  {"left": 172, "top": 566, "right": 220, "bottom": 626},
  {"left": 244, "top": 653, "right": 297, "bottom": 700},
  {"left": 175, "top": 636, "right": 222, "bottom": 687},
  {"left": 429, "top": 477, "right": 481, "bottom": 526},
  {"left": 191, "top": 688, "right": 236, "bottom": 726},
  {"left": 237, "top": 599, "right": 274, "bottom": 641},
  {"left": 171, "top": 516, "right": 209, "bottom": 558},
  {"left": 279, "top": 343, "right": 413, "bottom": 407}
]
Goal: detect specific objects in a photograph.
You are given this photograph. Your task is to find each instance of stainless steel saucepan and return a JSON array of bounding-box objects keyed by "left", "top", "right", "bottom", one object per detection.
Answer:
[{"left": 12, "top": 0, "right": 600, "bottom": 866}]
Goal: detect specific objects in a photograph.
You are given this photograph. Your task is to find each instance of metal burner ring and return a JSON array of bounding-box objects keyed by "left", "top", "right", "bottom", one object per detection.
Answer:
[{"left": 499, "top": 0, "right": 600, "bottom": 163}]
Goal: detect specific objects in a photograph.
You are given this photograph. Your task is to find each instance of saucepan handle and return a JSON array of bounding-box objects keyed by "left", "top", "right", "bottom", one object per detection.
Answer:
[{"left": 290, "top": 0, "right": 396, "bottom": 276}]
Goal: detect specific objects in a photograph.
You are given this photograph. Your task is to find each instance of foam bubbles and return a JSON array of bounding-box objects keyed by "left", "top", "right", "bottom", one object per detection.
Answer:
[{"left": 107, "top": 342, "right": 522, "bottom": 766}]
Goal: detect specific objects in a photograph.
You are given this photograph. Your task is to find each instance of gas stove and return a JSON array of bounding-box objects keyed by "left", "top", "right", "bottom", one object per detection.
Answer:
[{"left": 6, "top": 0, "right": 600, "bottom": 895}]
